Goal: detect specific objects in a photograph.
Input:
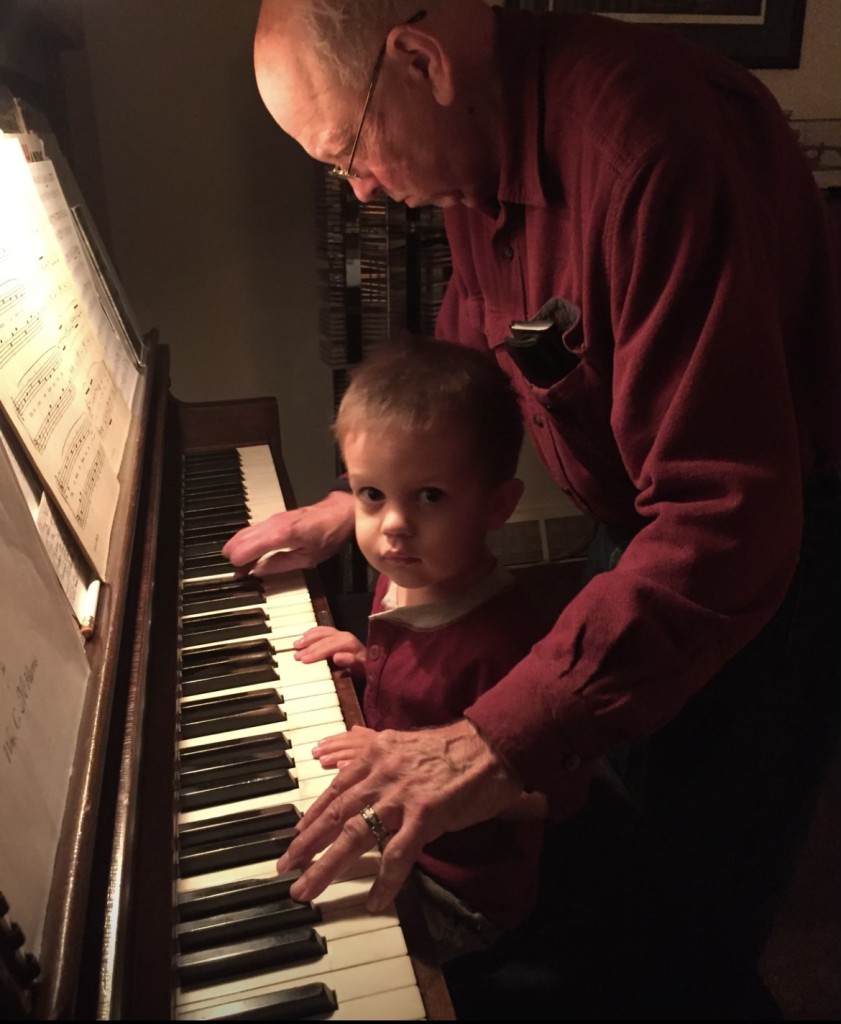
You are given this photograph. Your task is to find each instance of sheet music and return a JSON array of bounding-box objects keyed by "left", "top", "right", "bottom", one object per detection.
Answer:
[
  {"left": 0, "top": 438, "right": 90, "bottom": 956},
  {"left": 0, "top": 414, "right": 94, "bottom": 627},
  {"left": 0, "top": 135, "right": 135, "bottom": 578}
]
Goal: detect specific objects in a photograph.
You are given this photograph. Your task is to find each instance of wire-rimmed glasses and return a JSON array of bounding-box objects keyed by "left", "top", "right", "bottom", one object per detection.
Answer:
[{"left": 329, "top": 10, "right": 427, "bottom": 181}]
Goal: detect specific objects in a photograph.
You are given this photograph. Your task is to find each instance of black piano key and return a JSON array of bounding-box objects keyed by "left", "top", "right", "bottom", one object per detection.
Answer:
[
  {"left": 176, "top": 872, "right": 303, "bottom": 923},
  {"left": 179, "top": 750, "right": 294, "bottom": 788},
  {"left": 181, "top": 688, "right": 281, "bottom": 720},
  {"left": 183, "top": 556, "right": 236, "bottom": 580},
  {"left": 178, "top": 767, "right": 297, "bottom": 812},
  {"left": 184, "top": 475, "right": 243, "bottom": 492},
  {"left": 182, "top": 589, "right": 266, "bottom": 616},
  {"left": 179, "top": 734, "right": 292, "bottom": 774},
  {"left": 184, "top": 455, "right": 241, "bottom": 470},
  {"left": 179, "top": 827, "right": 299, "bottom": 876},
  {"left": 182, "top": 540, "right": 245, "bottom": 564},
  {"left": 184, "top": 459, "right": 242, "bottom": 475},
  {"left": 182, "top": 609, "right": 270, "bottom": 646},
  {"left": 184, "top": 494, "right": 248, "bottom": 513},
  {"left": 178, "top": 804, "right": 301, "bottom": 851},
  {"left": 184, "top": 483, "right": 245, "bottom": 503},
  {"left": 175, "top": 982, "right": 338, "bottom": 1021},
  {"left": 182, "top": 533, "right": 241, "bottom": 552},
  {"left": 184, "top": 509, "right": 251, "bottom": 531},
  {"left": 185, "top": 449, "right": 241, "bottom": 463},
  {"left": 182, "top": 639, "right": 274, "bottom": 676},
  {"left": 177, "top": 898, "right": 322, "bottom": 953},
  {"left": 183, "top": 577, "right": 264, "bottom": 603},
  {"left": 176, "top": 926, "right": 327, "bottom": 986},
  {"left": 179, "top": 705, "right": 285, "bottom": 740},
  {"left": 181, "top": 665, "right": 280, "bottom": 697}
]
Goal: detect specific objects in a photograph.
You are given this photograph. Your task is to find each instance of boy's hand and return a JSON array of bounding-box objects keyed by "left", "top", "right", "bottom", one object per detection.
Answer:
[
  {"left": 311, "top": 724, "right": 377, "bottom": 769},
  {"left": 293, "top": 625, "right": 367, "bottom": 672}
]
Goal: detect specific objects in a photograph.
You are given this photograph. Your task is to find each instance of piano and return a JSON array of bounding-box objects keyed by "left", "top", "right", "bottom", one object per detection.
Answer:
[
  {"left": 0, "top": 7, "right": 453, "bottom": 1012},
  {"left": 0, "top": 337, "right": 454, "bottom": 1020}
]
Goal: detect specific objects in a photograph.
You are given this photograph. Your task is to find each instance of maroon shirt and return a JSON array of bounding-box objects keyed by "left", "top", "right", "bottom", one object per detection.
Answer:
[
  {"left": 437, "top": 11, "right": 841, "bottom": 794},
  {"left": 363, "top": 569, "right": 587, "bottom": 929}
]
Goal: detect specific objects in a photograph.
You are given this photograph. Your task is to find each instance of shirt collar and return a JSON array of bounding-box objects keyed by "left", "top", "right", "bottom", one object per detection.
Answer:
[{"left": 370, "top": 564, "right": 516, "bottom": 630}]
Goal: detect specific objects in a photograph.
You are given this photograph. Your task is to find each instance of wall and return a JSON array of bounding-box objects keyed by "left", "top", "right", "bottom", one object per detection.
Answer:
[
  {"left": 78, "top": 0, "right": 335, "bottom": 506},
  {"left": 76, "top": 0, "right": 839, "bottom": 512},
  {"left": 754, "top": 0, "right": 840, "bottom": 118}
]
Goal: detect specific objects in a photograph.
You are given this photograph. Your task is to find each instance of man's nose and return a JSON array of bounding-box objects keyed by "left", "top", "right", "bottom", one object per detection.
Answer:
[{"left": 349, "top": 174, "right": 382, "bottom": 203}]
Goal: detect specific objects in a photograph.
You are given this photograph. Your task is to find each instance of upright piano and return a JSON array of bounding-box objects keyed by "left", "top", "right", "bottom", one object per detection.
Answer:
[
  {"left": 0, "top": 333, "right": 454, "bottom": 1020},
  {"left": 0, "top": 4, "right": 453, "bottom": 1009}
]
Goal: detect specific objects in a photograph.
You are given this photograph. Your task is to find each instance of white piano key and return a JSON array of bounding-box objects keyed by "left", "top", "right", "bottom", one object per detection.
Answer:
[
  {"left": 176, "top": 849, "right": 381, "bottom": 898},
  {"left": 179, "top": 674, "right": 338, "bottom": 707},
  {"left": 178, "top": 961, "right": 426, "bottom": 1020},
  {"left": 175, "top": 925, "right": 410, "bottom": 1010}
]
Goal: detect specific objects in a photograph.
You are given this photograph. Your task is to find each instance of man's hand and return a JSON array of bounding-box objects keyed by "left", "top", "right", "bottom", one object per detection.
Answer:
[
  {"left": 275, "top": 718, "right": 523, "bottom": 912},
  {"left": 293, "top": 625, "right": 367, "bottom": 673},
  {"left": 221, "top": 490, "right": 354, "bottom": 575}
]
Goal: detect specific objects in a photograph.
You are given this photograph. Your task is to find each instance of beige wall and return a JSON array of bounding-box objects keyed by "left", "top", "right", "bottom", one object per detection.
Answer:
[
  {"left": 79, "top": 0, "right": 335, "bottom": 506},
  {"left": 77, "top": 0, "right": 839, "bottom": 511},
  {"left": 754, "top": 0, "right": 841, "bottom": 118}
]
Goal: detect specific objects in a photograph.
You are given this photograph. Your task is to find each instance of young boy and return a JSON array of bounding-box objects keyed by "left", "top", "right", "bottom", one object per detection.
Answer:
[{"left": 292, "top": 337, "right": 591, "bottom": 961}]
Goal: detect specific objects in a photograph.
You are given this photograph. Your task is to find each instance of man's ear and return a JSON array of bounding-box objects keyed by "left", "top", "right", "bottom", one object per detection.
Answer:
[
  {"left": 388, "top": 22, "right": 455, "bottom": 106},
  {"left": 487, "top": 477, "right": 524, "bottom": 531}
]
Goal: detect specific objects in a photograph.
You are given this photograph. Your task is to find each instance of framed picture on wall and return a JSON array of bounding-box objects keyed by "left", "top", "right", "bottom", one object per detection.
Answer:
[{"left": 506, "top": 1, "right": 807, "bottom": 68}]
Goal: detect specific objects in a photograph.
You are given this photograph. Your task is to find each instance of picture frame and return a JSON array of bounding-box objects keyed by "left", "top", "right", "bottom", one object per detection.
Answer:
[{"left": 508, "top": 1, "right": 807, "bottom": 69}]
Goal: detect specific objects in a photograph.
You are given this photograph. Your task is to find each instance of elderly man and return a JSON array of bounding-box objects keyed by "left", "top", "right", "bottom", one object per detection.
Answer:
[{"left": 224, "top": 0, "right": 841, "bottom": 1017}]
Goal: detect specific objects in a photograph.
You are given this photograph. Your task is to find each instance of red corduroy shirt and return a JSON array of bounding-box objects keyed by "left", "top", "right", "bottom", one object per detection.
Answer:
[{"left": 436, "top": 9, "right": 841, "bottom": 799}]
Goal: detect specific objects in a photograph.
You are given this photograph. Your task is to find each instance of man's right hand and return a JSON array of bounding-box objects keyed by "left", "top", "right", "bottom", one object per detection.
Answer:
[{"left": 221, "top": 489, "right": 355, "bottom": 576}]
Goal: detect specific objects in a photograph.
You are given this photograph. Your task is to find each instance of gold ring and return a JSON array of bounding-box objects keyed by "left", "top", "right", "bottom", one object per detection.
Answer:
[{"left": 360, "top": 805, "right": 391, "bottom": 848}]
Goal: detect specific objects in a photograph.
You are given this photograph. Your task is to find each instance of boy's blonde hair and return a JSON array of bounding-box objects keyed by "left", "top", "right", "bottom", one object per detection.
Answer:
[{"left": 334, "top": 337, "right": 524, "bottom": 484}]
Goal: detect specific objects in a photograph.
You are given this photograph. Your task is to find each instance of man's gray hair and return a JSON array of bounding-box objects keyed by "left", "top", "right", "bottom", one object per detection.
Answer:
[{"left": 301, "top": 0, "right": 424, "bottom": 90}]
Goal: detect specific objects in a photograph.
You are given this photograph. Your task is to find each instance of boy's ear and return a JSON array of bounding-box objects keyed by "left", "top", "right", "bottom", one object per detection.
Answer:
[{"left": 487, "top": 477, "right": 524, "bottom": 531}]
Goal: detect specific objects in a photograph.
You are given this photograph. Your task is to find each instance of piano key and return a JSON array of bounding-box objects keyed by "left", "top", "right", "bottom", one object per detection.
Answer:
[
  {"left": 181, "top": 666, "right": 280, "bottom": 698},
  {"left": 179, "top": 734, "right": 293, "bottom": 773},
  {"left": 179, "top": 827, "right": 299, "bottom": 877},
  {"left": 181, "top": 675, "right": 337, "bottom": 709},
  {"left": 177, "top": 964, "right": 423, "bottom": 1021},
  {"left": 180, "top": 687, "right": 338, "bottom": 719},
  {"left": 182, "top": 638, "right": 276, "bottom": 675},
  {"left": 172, "top": 864, "right": 407, "bottom": 1015},
  {"left": 178, "top": 804, "right": 301, "bottom": 851},
  {"left": 176, "top": 925, "right": 410, "bottom": 1010},
  {"left": 176, "top": 872, "right": 305, "bottom": 923},
  {"left": 177, "top": 925, "right": 328, "bottom": 987},
  {"left": 177, "top": 770, "right": 337, "bottom": 828},
  {"left": 181, "top": 688, "right": 281, "bottom": 719},
  {"left": 183, "top": 497, "right": 249, "bottom": 517},
  {"left": 178, "top": 767, "right": 298, "bottom": 813},
  {"left": 176, "top": 897, "right": 322, "bottom": 953},
  {"left": 180, "top": 705, "right": 285, "bottom": 741},
  {"left": 178, "top": 748, "right": 294, "bottom": 787},
  {"left": 172, "top": 446, "right": 429, "bottom": 1020},
  {"left": 175, "top": 981, "right": 338, "bottom": 1020}
]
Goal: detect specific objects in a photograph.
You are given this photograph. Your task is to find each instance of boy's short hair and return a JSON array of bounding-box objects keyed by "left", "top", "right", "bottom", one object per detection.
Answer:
[{"left": 334, "top": 337, "right": 524, "bottom": 484}]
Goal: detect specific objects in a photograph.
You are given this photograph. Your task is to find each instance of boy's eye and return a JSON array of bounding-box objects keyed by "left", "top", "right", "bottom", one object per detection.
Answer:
[
  {"left": 357, "top": 486, "right": 384, "bottom": 504},
  {"left": 418, "top": 487, "right": 445, "bottom": 505}
]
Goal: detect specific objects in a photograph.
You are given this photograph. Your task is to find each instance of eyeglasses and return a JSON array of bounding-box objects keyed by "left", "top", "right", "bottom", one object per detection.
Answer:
[{"left": 329, "top": 10, "right": 427, "bottom": 181}]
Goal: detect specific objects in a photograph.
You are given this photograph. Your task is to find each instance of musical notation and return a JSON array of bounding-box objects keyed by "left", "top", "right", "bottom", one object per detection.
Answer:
[
  {"left": 56, "top": 417, "right": 104, "bottom": 529},
  {"left": 0, "top": 134, "right": 132, "bottom": 578}
]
